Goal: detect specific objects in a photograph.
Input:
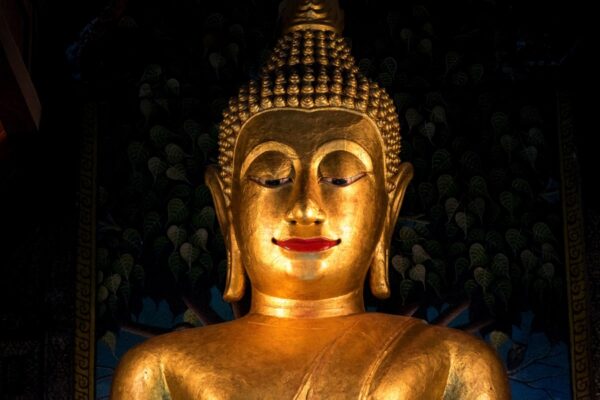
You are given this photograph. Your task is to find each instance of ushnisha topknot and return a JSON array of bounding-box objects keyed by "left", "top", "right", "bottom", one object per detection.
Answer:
[{"left": 217, "top": 0, "right": 401, "bottom": 198}]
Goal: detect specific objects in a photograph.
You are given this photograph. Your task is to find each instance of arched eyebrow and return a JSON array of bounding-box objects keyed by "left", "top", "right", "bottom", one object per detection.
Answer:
[
  {"left": 240, "top": 141, "right": 298, "bottom": 177},
  {"left": 312, "top": 139, "right": 373, "bottom": 173}
]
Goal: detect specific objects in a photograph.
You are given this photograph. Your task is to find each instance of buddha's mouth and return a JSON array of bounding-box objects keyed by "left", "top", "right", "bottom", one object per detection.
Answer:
[{"left": 272, "top": 237, "right": 341, "bottom": 252}]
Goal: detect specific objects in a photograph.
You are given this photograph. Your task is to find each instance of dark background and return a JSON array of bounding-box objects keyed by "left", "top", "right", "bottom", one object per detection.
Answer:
[{"left": 0, "top": 0, "right": 595, "bottom": 398}]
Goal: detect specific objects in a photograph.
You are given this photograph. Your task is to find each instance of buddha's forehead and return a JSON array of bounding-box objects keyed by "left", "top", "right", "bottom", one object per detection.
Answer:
[{"left": 233, "top": 109, "right": 384, "bottom": 163}]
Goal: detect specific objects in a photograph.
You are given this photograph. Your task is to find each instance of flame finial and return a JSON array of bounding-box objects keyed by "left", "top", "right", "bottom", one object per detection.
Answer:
[{"left": 280, "top": 0, "right": 344, "bottom": 34}]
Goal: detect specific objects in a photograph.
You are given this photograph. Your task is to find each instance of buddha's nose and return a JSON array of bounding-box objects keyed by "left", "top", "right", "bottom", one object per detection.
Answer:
[{"left": 285, "top": 196, "right": 325, "bottom": 225}]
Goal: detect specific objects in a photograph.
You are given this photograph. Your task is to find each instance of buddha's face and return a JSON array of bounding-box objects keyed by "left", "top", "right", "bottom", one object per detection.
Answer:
[{"left": 227, "top": 109, "right": 395, "bottom": 300}]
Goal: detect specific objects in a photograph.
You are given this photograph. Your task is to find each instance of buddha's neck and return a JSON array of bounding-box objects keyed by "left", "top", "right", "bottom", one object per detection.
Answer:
[{"left": 249, "top": 288, "right": 365, "bottom": 319}]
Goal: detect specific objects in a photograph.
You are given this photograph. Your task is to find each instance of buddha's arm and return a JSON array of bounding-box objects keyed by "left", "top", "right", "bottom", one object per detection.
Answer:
[
  {"left": 110, "top": 345, "right": 171, "bottom": 400},
  {"left": 444, "top": 330, "right": 511, "bottom": 400}
]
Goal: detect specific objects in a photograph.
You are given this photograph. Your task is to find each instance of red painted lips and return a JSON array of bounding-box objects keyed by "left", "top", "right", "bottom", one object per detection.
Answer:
[{"left": 273, "top": 237, "right": 341, "bottom": 252}]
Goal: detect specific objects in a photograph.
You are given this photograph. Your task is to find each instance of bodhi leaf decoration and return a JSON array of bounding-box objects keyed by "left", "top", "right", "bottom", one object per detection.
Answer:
[
  {"left": 127, "top": 142, "right": 150, "bottom": 168},
  {"left": 491, "top": 112, "right": 510, "bottom": 135},
  {"left": 147, "top": 157, "right": 167, "bottom": 180},
  {"left": 392, "top": 255, "right": 411, "bottom": 278},
  {"left": 469, "top": 175, "right": 489, "bottom": 198},
  {"left": 397, "top": 226, "right": 419, "bottom": 252},
  {"left": 143, "top": 212, "right": 162, "bottom": 239},
  {"left": 165, "top": 143, "right": 186, "bottom": 165},
  {"left": 520, "top": 250, "right": 538, "bottom": 272},
  {"left": 405, "top": 108, "right": 424, "bottom": 129},
  {"left": 399, "top": 279, "right": 414, "bottom": 305},
  {"left": 436, "top": 174, "right": 457, "bottom": 199},
  {"left": 191, "top": 228, "right": 209, "bottom": 251},
  {"left": 454, "top": 212, "right": 470, "bottom": 236},
  {"left": 166, "top": 164, "right": 190, "bottom": 183},
  {"left": 179, "top": 243, "right": 200, "bottom": 268},
  {"left": 105, "top": 274, "right": 122, "bottom": 294},
  {"left": 409, "top": 264, "right": 427, "bottom": 289},
  {"left": 100, "top": 331, "right": 118, "bottom": 356},
  {"left": 193, "top": 206, "right": 216, "bottom": 231},
  {"left": 97, "top": 285, "right": 109, "bottom": 303},
  {"left": 469, "top": 243, "right": 488, "bottom": 268},
  {"left": 167, "top": 199, "right": 189, "bottom": 224},
  {"left": 420, "top": 122, "right": 436, "bottom": 142},
  {"left": 505, "top": 229, "right": 527, "bottom": 253},
  {"left": 491, "top": 254, "right": 510, "bottom": 278},
  {"left": 150, "top": 125, "right": 173, "bottom": 147},
  {"left": 444, "top": 197, "right": 459, "bottom": 221},
  {"left": 474, "top": 267, "right": 493, "bottom": 292},
  {"left": 431, "top": 149, "right": 452, "bottom": 173},
  {"left": 115, "top": 253, "right": 135, "bottom": 278},
  {"left": 411, "top": 244, "right": 431, "bottom": 265},
  {"left": 533, "top": 222, "right": 556, "bottom": 244},
  {"left": 468, "top": 198, "right": 486, "bottom": 223},
  {"left": 489, "top": 330, "right": 510, "bottom": 350},
  {"left": 168, "top": 252, "right": 186, "bottom": 281},
  {"left": 167, "top": 225, "right": 188, "bottom": 248},
  {"left": 418, "top": 182, "right": 435, "bottom": 208}
]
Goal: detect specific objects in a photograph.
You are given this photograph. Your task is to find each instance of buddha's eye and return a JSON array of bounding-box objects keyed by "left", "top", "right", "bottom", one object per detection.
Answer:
[
  {"left": 320, "top": 173, "right": 366, "bottom": 187},
  {"left": 250, "top": 176, "right": 293, "bottom": 188}
]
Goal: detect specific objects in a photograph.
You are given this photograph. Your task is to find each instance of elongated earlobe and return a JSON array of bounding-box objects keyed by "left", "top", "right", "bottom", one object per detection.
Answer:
[
  {"left": 369, "top": 236, "right": 390, "bottom": 299},
  {"left": 223, "top": 225, "right": 245, "bottom": 302},
  {"left": 205, "top": 165, "right": 246, "bottom": 302},
  {"left": 370, "top": 162, "right": 413, "bottom": 299}
]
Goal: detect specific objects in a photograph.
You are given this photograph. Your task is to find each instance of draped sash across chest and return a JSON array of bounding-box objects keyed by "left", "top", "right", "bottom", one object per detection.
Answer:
[{"left": 291, "top": 314, "right": 427, "bottom": 399}]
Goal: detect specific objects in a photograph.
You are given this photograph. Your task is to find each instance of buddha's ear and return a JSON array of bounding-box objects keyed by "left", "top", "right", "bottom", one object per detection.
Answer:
[
  {"left": 205, "top": 165, "right": 246, "bottom": 302},
  {"left": 387, "top": 162, "right": 414, "bottom": 233},
  {"left": 370, "top": 162, "right": 414, "bottom": 299},
  {"left": 205, "top": 165, "right": 230, "bottom": 238}
]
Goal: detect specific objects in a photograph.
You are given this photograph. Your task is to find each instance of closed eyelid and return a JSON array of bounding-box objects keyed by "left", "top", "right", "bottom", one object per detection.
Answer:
[
  {"left": 248, "top": 176, "right": 293, "bottom": 188},
  {"left": 319, "top": 172, "right": 367, "bottom": 186},
  {"left": 247, "top": 162, "right": 293, "bottom": 179},
  {"left": 311, "top": 140, "right": 373, "bottom": 173},
  {"left": 240, "top": 141, "right": 298, "bottom": 177}
]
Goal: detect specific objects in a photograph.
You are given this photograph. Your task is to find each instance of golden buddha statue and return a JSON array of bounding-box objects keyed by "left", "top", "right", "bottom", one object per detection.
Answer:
[{"left": 111, "top": 1, "right": 510, "bottom": 398}]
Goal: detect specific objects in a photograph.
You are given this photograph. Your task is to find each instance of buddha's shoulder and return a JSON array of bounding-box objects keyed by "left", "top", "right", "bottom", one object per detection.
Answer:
[
  {"left": 360, "top": 313, "right": 499, "bottom": 364},
  {"left": 116, "top": 319, "right": 243, "bottom": 370},
  {"left": 416, "top": 322, "right": 500, "bottom": 363},
  {"left": 112, "top": 321, "right": 249, "bottom": 397}
]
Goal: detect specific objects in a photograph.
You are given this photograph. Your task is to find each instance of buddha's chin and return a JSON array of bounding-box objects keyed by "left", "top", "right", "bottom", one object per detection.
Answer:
[
  {"left": 284, "top": 259, "right": 329, "bottom": 281},
  {"left": 286, "top": 260, "right": 327, "bottom": 281},
  {"left": 273, "top": 245, "right": 336, "bottom": 279}
]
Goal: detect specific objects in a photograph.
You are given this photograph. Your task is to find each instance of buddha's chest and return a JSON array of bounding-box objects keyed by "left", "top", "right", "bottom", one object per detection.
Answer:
[{"left": 165, "top": 341, "right": 449, "bottom": 400}]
